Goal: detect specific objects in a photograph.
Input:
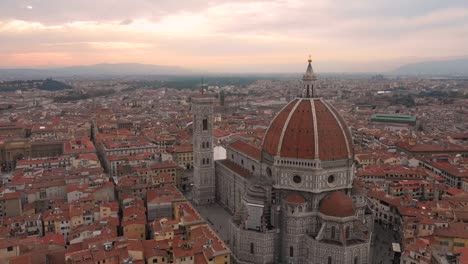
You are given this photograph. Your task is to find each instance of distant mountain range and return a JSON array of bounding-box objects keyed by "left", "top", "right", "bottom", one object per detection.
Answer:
[
  {"left": 393, "top": 58, "right": 468, "bottom": 75},
  {"left": 1, "top": 58, "right": 468, "bottom": 78},
  {"left": 0, "top": 63, "right": 191, "bottom": 78}
]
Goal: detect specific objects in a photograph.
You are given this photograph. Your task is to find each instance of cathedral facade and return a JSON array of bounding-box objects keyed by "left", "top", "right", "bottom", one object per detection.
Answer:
[{"left": 192, "top": 59, "right": 373, "bottom": 264}]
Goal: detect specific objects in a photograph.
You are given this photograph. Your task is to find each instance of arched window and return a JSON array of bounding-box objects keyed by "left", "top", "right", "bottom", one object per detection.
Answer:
[
  {"left": 328, "top": 256, "right": 332, "bottom": 264},
  {"left": 331, "top": 226, "right": 335, "bottom": 239},
  {"left": 354, "top": 257, "right": 358, "bottom": 264},
  {"left": 346, "top": 226, "right": 350, "bottom": 239},
  {"left": 289, "top": 246, "right": 294, "bottom": 257},
  {"left": 202, "top": 119, "right": 208, "bottom": 130},
  {"left": 250, "top": 243, "right": 254, "bottom": 254}
]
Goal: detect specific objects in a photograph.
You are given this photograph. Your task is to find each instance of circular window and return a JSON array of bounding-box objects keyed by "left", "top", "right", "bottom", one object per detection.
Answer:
[
  {"left": 327, "top": 175, "right": 335, "bottom": 184},
  {"left": 293, "top": 175, "right": 302, "bottom": 184},
  {"left": 266, "top": 167, "right": 272, "bottom": 177}
]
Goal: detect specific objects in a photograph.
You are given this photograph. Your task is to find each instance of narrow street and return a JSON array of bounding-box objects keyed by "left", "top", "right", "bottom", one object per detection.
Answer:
[{"left": 371, "top": 223, "right": 400, "bottom": 264}]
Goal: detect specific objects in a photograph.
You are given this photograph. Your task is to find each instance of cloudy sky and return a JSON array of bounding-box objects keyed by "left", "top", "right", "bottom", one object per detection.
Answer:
[{"left": 0, "top": 0, "right": 467, "bottom": 72}]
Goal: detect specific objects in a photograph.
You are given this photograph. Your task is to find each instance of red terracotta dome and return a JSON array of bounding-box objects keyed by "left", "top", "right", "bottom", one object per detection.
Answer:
[
  {"left": 319, "top": 191, "right": 355, "bottom": 217},
  {"left": 262, "top": 98, "right": 352, "bottom": 161},
  {"left": 285, "top": 193, "right": 306, "bottom": 204}
]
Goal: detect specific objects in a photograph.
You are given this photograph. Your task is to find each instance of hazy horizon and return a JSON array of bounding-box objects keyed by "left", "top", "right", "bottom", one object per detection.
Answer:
[
  {"left": 1, "top": 0, "right": 467, "bottom": 72},
  {"left": 3, "top": 56, "right": 468, "bottom": 75}
]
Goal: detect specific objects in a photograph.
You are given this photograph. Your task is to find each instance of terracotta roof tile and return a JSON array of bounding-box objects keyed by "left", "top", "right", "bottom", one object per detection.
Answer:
[
  {"left": 262, "top": 99, "right": 298, "bottom": 156},
  {"left": 262, "top": 98, "right": 351, "bottom": 161},
  {"left": 280, "top": 100, "right": 315, "bottom": 159},
  {"left": 319, "top": 191, "right": 355, "bottom": 217},
  {"left": 229, "top": 140, "right": 261, "bottom": 161},
  {"left": 285, "top": 193, "right": 306, "bottom": 204},
  {"left": 218, "top": 159, "right": 252, "bottom": 179}
]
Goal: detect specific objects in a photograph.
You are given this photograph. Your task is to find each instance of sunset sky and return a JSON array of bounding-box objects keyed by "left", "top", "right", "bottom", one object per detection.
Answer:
[{"left": 0, "top": 0, "right": 467, "bottom": 72}]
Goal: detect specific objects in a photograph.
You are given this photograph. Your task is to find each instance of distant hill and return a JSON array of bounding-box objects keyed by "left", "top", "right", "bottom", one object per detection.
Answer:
[
  {"left": 393, "top": 58, "right": 468, "bottom": 75},
  {"left": 0, "top": 78, "right": 72, "bottom": 92},
  {"left": 0, "top": 63, "right": 191, "bottom": 78},
  {"left": 39, "top": 79, "right": 72, "bottom": 91}
]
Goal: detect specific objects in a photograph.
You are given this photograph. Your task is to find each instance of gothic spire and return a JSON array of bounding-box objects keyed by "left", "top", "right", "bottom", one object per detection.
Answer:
[{"left": 302, "top": 55, "right": 317, "bottom": 98}]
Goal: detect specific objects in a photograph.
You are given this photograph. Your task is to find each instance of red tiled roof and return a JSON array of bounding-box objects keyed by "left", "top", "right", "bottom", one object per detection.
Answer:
[
  {"left": 38, "top": 233, "right": 66, "bottom": 246},
  {"left": 0, "top": 192, "right": 21, "bottom": 200},
  {"left": 229, "top": 140, "right": 261, "bottom": 161},
  {"left": 434, "top": 222, "right": 468, "bottom": 239},
  {"left": 10, "top": 252, "right": 47, "bottom": 264},
  {"left": 429, "top": 161, "right": 468, "bottom": 178},
  {"left": 150, "top": 161, "right": 178, "bottom": 170},
  {"left": 122, "top": 217, "right": 146, "bottom": 227},
  {"left": 396, "top": 141, "right": 468, "bottom": 153},
  {"left": 262, "top": 99, "right": 297, "bottom": 156},
  {"left": 213, "top": 129, "right": 230, "bottom": 138},
  {"left": 146, "top": 185, "right": 185, "bottom": 204},
  {"left": 319, "top": 191, "right": 355, "bottom": 217},
  {"left": 0, "top": 238, "right": 18, "bottom": 249},
  {"left": 64, "top": 138, "right": 96, "bottom": 154},
  {"left": 218, "top": 159, "right": 252, "bottom": 178},
  {"left": 194, "top": 253, "right": 208, "bottom": 264},
  {"left": 176, "top": 201, "right": 203, "bottom": 224},
  {"left": 127, "top": 239, "right": 143, "bottom": 252},
  {"left": 367, "top": 190, "right": 403, "bottom": 207},
  {"left": 142, "top": 239, "right": 170, "bottom": 258},
  {"left": 454, "top": 247, "right": 468, "bottom": 264},
  {"left": 446, "top": 188, "right": 466, "bottom": 196},
  {"left": 171, "top": 144, "right": 193, "bottom": 153},
  {"left": 285, "top": 193, "right": 305, "bottom": 204}
]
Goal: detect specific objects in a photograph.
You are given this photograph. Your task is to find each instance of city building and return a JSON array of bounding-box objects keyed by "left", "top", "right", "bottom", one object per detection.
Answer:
[
  {"left": 168, "top": 144, "right": 194, "bottom": 170},
  {"left": 0, "top": 192, "right": 22, "bottom": 218}
]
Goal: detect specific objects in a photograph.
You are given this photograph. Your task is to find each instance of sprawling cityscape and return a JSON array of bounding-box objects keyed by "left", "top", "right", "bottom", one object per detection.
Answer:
[
  {"left": 0, "top": 58, "right": 466, "bottom": 264},
  {"left": 1, "top": 1, "right": 468, "bottom": 264}
]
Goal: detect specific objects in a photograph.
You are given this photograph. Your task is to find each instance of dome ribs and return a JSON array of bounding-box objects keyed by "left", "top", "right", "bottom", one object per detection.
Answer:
[
  {"left": 261, "top": 98, "right": 351, "bottom": 161},
  {"left": 315, "top": 100, "right": 349, "bottom": 160},
  {"left": 280, "top": 100, "right": 315, "bottom": 159},
  {"left": 263, "top": 99, "right": 298, "bottom": 156},
  {"left": 323, "top": 101, "right": 353, "bottom": 159}
]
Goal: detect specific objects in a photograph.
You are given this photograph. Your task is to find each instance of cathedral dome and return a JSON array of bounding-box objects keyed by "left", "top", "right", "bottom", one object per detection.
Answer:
[
  {"left": 319, "top": 191, "right": 355, "bottom": 217},
  {"left": 262, "top": 97, "right": 352, "bottom": 161},
  {"left": 261, "top": 59, "right": 352, "bottom": 162},
  {"left": 284, "top": 193, "right": 306, "bottom": 205}
]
